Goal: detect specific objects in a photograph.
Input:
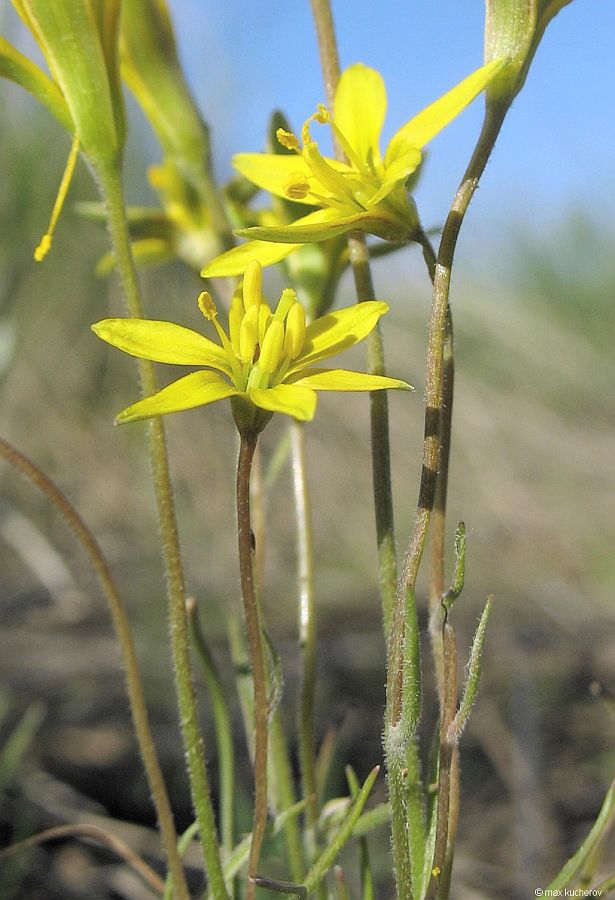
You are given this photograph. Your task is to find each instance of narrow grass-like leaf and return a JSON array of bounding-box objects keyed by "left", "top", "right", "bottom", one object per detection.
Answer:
[
  {"left": 545, "top": 780, "right": 615, "bottom": 892},
  {"left": 303, "top": 766, "right": 380, "bottom": 893},
  {"left": 448, "top": 596, "right": 494, "bottom": 743},
  {"left": 0, "top": 702, "right": 45, "bottom": 797}
]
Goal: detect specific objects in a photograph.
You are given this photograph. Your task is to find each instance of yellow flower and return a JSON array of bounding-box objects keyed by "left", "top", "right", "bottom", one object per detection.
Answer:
[
  {"left": 92, "top": 261, "right": 411, "bottom": 434},
  {"left": 203, "top": 59, "right": 507, "bottom": 277}
]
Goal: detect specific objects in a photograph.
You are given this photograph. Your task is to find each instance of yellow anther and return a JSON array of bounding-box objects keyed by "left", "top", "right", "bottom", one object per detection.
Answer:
[
  {"left": 258, "top": 320, "right": 285, "bottom": 375},
  {"left": 243, "top": 260, "right": 262, "bottom": 309},
  {"left": 229, "top": 293, "right": 244, "bottom": 357},
  {"left": 197, "top": 290, "right": 218, "bottom": 320},
  {"left": 258, "top": 303, "right": 273, "bottom": 344},
  {"left": 284, "top": 301, "right": 306, "bottom": 359},
  {"left": 283, "top": 172, "right": 311, "bottom": 200},
  {"left": 239, "top": 305, "right": 260, "bottom": 363},
  {"left": 431, "top": 866, "right": 441, "bottom": 878},
  {"left": 34, "top": 134, "right": 80, "bottom": 263},
  {"left": 315, "top": 103, "right": 329, "bottom": 123},
  {"left": 276, "top": 128, "right": 300, "bottom": 151}
]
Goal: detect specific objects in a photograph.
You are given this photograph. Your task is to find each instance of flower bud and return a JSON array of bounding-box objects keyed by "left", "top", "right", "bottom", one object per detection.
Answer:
[{"left": 484, "top": 0, "right": 573, "bottom": 104}]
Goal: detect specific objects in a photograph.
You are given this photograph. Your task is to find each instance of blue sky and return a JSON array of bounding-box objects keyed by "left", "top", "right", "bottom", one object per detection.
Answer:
[{"left": 168, "top": 0, "right": 613, "bottom": 247}]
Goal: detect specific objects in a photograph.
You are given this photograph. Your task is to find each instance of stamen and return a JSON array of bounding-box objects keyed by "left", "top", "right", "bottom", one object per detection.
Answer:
[
  {"left": 239, "top": 305, "right": 260, "bottom": 363},
  {"left": 283, "top": 172, "right": 311, "bottom": 200},
  {"left": 34, "top": 134, "right": 80, "bottom": 262},
  {"left": 259, "top": 320, "right": 285, "bottom": 375},
  {"left": 197, "top": 290, "right": 218, "bottom": 320},
  {"left": 301, "top": 105, "right": 330, "bottom": 145},
  {"left": 284, "top": 301, "right": 306, "bottom": 359},
  {"left": 276, "top": 128, "right": 300, "bottom": 152},
  {"left": 243, "top": 260, "right": 262, "bottom": 309}
]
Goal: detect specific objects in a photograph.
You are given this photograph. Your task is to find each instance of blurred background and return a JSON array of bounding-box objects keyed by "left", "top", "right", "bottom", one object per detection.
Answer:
[{"left": 0, "top": 1, "right": 614, "bottom": 898}]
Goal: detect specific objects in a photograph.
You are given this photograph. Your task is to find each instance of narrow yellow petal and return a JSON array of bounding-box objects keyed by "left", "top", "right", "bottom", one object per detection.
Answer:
[
  {"left": 334, "top": 63, "right": 386, "bottom": 171},
  {"left": 289, "top": 301, "right": 389, "bottom": 372},
  {"left": 385, "top": 59, "right": 508, "bottom": 165},
  {"left": 249, "top": 384, "right": 317, "bottom": 421},
  {"left": 291, "top": 368, "right": 412, "bottom": 392},
  {"left": 116, "top": 371, "right": 237, "bottom": 423},
  {"left": 92, "top": 318, "right": 231, "bottom": 374},
  {"left": 202, "top": 238, "right": 301, "bottom": 277},
  {"left": 236, "top": 208, "right": 383, "bottom": 245}
]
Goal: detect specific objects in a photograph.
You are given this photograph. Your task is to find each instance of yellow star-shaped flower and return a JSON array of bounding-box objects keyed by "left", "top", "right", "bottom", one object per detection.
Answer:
[
  {"left": 203, "top": 59, "right": 507, "bottom": 277},
  {"left": 92, "top": 261, "right": 411, "bottom": 434}
]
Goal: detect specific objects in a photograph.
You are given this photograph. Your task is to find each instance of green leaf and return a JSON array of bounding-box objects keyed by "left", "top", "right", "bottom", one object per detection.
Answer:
[
  {"left": 0, "top": 35, "right": 72, "bottom": 131},
  {"left": 121, "top": 0, "right": 209, "bottom": 170},
  {"left": 545, "top": 780, "right": 615, "bottom": 891},
  {"left": 304, "top": 766, "right": 380, "bottom": 893},
  {"left": 18, "top": 0, "right": 124, "bottom": 167}
]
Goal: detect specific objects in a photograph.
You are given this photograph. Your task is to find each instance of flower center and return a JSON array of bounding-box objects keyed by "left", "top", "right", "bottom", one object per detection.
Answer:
[{"left": 199, "top": 262, "right": 307, "bottom": 393}]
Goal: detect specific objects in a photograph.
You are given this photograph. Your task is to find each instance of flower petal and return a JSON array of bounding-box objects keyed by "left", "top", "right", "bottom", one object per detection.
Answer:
[
  {"left": 368, "top": 146, "right": 423, "bottom": 207},
  {"left": 289, "top": 301, "right": 389, "bottom": 372},
  {"left": 291, "top": 367, "right": 412, "bottom": 392},
  {"left": 233, "top": 152, "right": 352, "bottom": 205},
  {"left": 249, "top": 384, "right": 317, "bottom": 421},
  {"left": 385, "top": 59, "right": 508, "bottom": 165},
  {"left": 92, "top": 318, "right": 231, "bottom": 373},
  {"left": 334, "top": 63, "right": 386, "bottom": 171},
  {"left": 236, "top": 208, "right": 386, "bottom": 244},
  {"left": 116, "top": 371, "right": 237, "bottom": 423},
  {"left": 202, "top": 239, "right": 301, "bottom": 277}
]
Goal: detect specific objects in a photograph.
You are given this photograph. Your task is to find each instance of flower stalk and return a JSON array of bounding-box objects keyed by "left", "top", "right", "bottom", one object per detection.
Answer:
[
  {"left": 99, "top": 167, "right": 229, "bottom": 899},
  {"left": 291, "top": 420, "right": 319, "bottom": 836},
  {"left": 237, "top": 431, "right": 270, "bottom": 899}
]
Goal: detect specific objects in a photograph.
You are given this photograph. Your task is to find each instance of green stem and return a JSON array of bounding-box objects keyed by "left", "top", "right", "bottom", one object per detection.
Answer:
[
  {"left": 0, "top": 437, "right": 189, "bottom": 900},
  {"left": 291, "top": 421, "right": 318, "bottom": 834},
  {"left": 187, "top": 597, "right": 235, "bottom": 855},
  {"left": 237, "top": 432, "right": 269, "bottom": 899},
  {"left": 98, "top": 165, "right": 228, "bottom": 899},
  {"left": 309, "top": 0, "right": 397, "bottom": 637}
]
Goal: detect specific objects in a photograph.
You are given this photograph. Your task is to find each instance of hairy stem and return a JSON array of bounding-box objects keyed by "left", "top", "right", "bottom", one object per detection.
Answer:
[
  {"left": 291, "top": 421, "right": 318, "bottom": 835},
  {"left": 309, "top": 0, "right": 397, "bottom": 635},
  {"left": 0, "top": 437, "right": 189, "bottom": 900},
  {"left": 99, "top": 166, "right": 228, "bottom": 898},
  {"left": 237, "top": 432, "right": 269, "bottom": 899}
]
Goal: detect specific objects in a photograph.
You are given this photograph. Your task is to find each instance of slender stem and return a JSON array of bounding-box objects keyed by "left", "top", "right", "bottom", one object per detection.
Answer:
[
  {"left": 428, "top": 305, "right": 454, "bottom": 708},
  {"left": 309, "top": 0, "right": 397, "bottom": 635},
  {"left": 392, "top": 102, "right": 509, "bottom": 722},
  {"left": 291, "top": 421, "right": 318, "bottom": 834},
  {"left": 98, "top": 166, "right": 228, "bottom": 899},
  {"left": 237, "top": 432, "right": 269, "bottom": 899},
  {"left": 0, "top": 437, "right": 189, "bottom": 900},
  {"left": 438, "top": 746, "right": 460, "bottom": 900},
  {"left": 425, "top": 623, "right": 457, "bottom": 900}
]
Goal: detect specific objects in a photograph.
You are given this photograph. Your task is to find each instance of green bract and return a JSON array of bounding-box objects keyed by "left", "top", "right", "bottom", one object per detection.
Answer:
[
  {"left": 484, "top": 0, "right": 575, "bottom": 103},
  {"left": 203, "top": 59, "right": 507, "bottom": 277},
  {"left": 92, "top": 261, "right": 411, "bottom": 434}
]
